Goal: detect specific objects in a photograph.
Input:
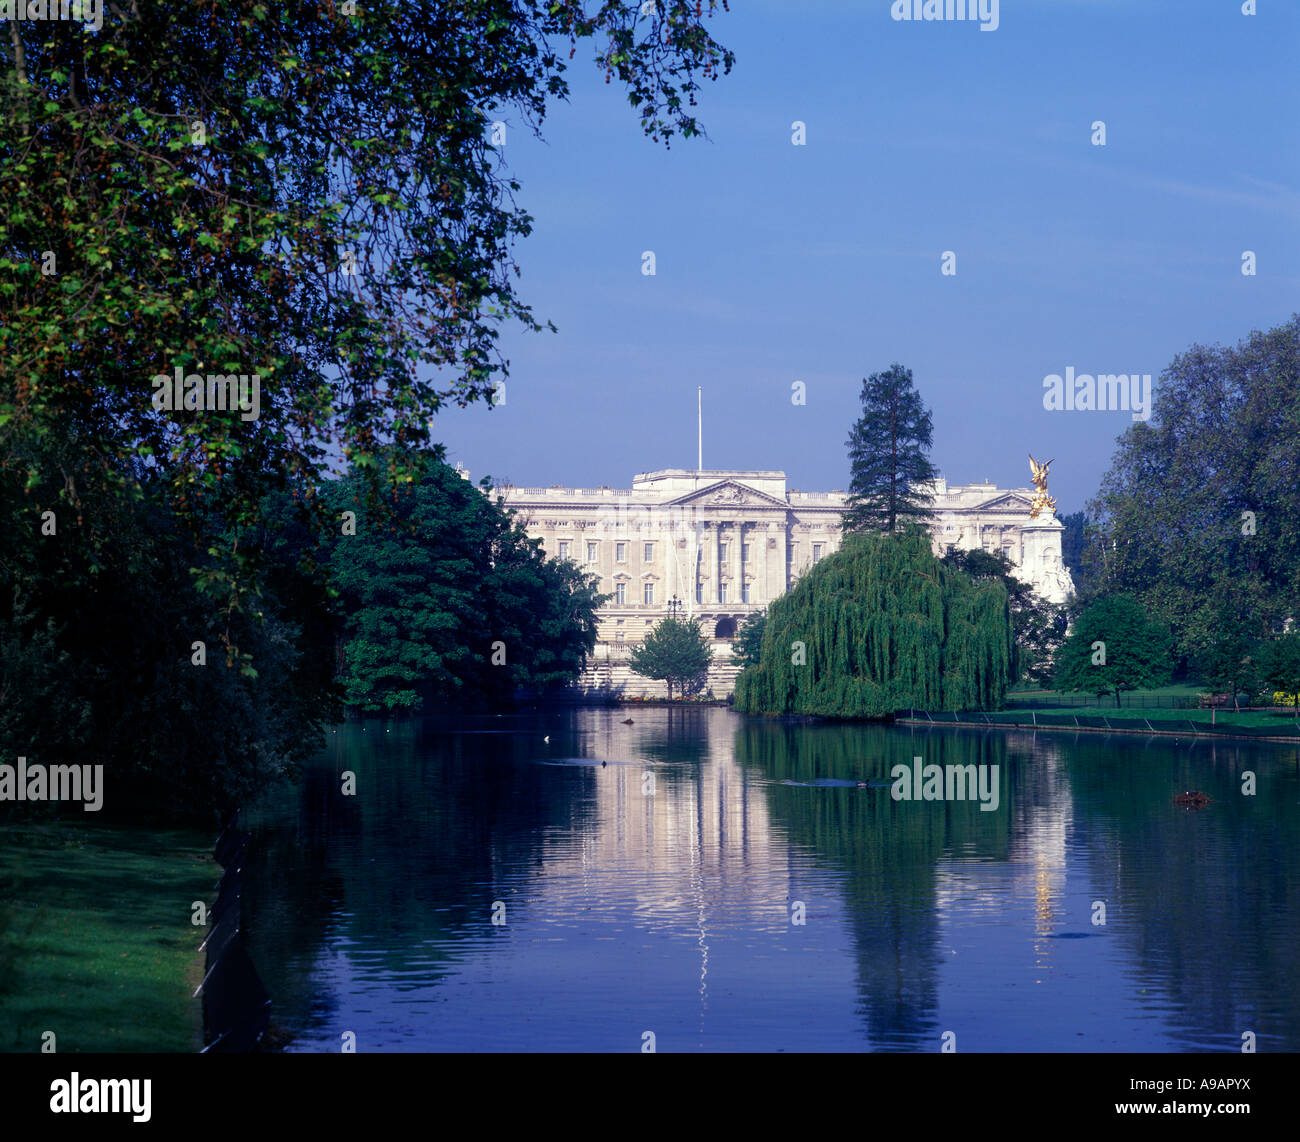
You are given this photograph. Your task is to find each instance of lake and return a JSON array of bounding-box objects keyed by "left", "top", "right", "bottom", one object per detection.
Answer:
[{"left": 239, "top": 707, "right": 1300, "bottom": 1052}]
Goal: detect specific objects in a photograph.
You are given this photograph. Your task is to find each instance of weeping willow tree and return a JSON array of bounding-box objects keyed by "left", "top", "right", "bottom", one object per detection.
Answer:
[{"left": 733, "top": 527, "right": 1014, "bottom": 718}]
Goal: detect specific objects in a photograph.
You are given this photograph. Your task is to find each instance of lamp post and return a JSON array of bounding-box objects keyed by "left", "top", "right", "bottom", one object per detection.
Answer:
[{"left": 666, "top": 595, "right": 683, "bottom": 621}]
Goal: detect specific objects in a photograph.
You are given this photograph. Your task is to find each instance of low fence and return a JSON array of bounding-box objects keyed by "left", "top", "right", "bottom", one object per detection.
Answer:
[
  {"left": 196, "top": 810, "right": 270, "bottom": 1053},
  {"left": 899, "top": 708, "right": 1300, "bottom": 739},
  {"left": 1006, "top": 691, "right": 1300, "bottom": 712}
]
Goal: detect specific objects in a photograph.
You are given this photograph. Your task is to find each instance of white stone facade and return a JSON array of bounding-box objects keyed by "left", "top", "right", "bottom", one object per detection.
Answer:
[{"left": 494, "top": 468, "right": 1074, "bottom": 659}]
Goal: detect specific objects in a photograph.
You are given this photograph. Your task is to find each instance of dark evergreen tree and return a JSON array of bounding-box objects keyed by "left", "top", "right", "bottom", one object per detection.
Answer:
[
  {"left": 841, "top": 364, "right": 939, "bottom": 534},
  {"left": 734, "top": 527, "right": 1014, "bottom": 718}
]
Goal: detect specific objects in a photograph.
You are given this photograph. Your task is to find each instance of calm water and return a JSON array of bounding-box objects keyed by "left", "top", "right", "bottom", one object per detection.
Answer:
[{"left": 241, "top": 708, "right": 1300, "bottom": 1052}]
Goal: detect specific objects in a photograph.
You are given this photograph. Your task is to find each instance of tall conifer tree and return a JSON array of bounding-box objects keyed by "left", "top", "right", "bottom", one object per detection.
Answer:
[{"left": 841, "top": 364, "right": 939, "bottom": 533}]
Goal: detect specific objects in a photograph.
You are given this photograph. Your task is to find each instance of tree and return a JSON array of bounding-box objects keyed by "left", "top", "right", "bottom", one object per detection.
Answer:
[
  {"left": 326, "top": 454, "right": 605, "bottom": 713},
  {"left": 734, "top": 527, "right": 1015, "bottom": 718},
  {"left": 0, "top": 2, "right": 729, "bottom": 812},
  {"left": 0, "top": 1, "right": 734, "bottom": 651},
  {"left": 731, "top": 610, "right": 766, "bottom": 671},
  {"left": 1057, "top": 510, "right": 1101, "bottom": 599},
  {"left": 1088, "top": 317, "right": 1300, "bottom": 668},
  {"left": 1053, "top": 595, "right": 1171, "bottom": 707},
  {"left": 1258, "top": 632, "right": 1300, "bottom": 710},
  {"left": 941, "top": 548, "right": 1067, "bottom": 687},
  {"left": 1183, "top": 596, "right": 1262, "bottom": 708},
  {"left": 841, "top": 364, "right": 939, "bottom": 534},
  {"left": 0, "top": 421, "right": 339, "bottom": 821},
  {"left": 629, "top": 617, "right": 714, "bottom": 701},
  {"left": 1192, "top": 630, "right": 1260, "bottom": 710}
]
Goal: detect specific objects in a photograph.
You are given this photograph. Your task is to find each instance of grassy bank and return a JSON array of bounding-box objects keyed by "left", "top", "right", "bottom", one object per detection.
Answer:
[
  {"left": 0, "top": 822, "right": 215, "bottom": 1052},
  {"left": 1001, "top": 706, "right": 1299, "bottom": 729},
  {"left": 1004, "top": 683, "right": 1207, "bottom": 707},
  {"left": 998, "top": 683, "right": 1300, "bottom": 734}
]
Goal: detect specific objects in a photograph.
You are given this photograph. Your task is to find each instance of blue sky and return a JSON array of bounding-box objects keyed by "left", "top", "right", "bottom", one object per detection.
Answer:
[{"left": 433, "top": 0, "right": 1299, "bottom": 514}]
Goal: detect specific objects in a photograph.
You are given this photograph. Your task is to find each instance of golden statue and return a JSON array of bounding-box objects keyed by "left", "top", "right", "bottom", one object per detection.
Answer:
[{"left": 1027, "top": 453, "right": 1057, "bottom": 519}]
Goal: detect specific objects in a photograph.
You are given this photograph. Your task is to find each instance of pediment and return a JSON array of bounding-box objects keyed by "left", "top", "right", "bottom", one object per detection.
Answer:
[
  {"left": 665, "top": 480, "right": 789, "bottom": 509},
  {"left": 966, "top": 493, "right": 1035, "bottom": 513}
]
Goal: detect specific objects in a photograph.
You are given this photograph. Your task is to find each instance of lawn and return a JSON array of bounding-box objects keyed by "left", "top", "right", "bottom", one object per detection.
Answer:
[
  {"left": 1005, "top": 683, "right": 1207, "bottom": 707},
  {"left": 0, "top": 821, "right": 215, "bottom": 1052},
  {"left": 993, "top": 706, "right": 1298, "bottom": 730}
]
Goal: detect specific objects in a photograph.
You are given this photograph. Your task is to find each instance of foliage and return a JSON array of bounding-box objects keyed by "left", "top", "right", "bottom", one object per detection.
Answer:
[
  {"left": 628, "top": 616, "right": 714, "bottom": 700},
  {"left": 1186, "top": 603, "right": 1261, "bottom": 709},
  {"left": 1258, "top": 633, "right": 1300, "bottom": 710},
  {"left": 731, "top": 610, "right": 766, "bottom": 671},
  {"left": 0, "top": 0, "right": 734, "bottom": 643},
  {"left": 940, "top": 548, "right": 1068, "bottom": 686},
  {"left": 1052, "top": 595, "right": 1172, "bottom": 707},
  {"left": 325, "top": 455, "right": 605, "bottom": 712},
  {"left": 1057, "top": 510, "right": 1101, "bottom": 599},
  {"left": 0, "top": 3, "right": 730, "bottom": 814},
  {"left": 841, "top": 364, "right": 939, "bottom": 534},
  {"left": 734, "top": 527, "right": 1015, "bottom": 718},
  {"left": 1087, "top": 316, "right": 1300, "bottom": 668},
  {"left": 0, "top": 422, "right": 336, "bottom": 822}
]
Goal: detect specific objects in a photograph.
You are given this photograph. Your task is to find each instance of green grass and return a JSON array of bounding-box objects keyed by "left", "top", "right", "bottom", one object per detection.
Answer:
[
  {"left": 1001, "top": 706, "right": 1297, "bottom": 729},
  {"left": 0, "top": 821, "right": 215, "bottom": 1052},
  {"left": 1006, "top": 683, "right": 1206, "bottom": 703}
]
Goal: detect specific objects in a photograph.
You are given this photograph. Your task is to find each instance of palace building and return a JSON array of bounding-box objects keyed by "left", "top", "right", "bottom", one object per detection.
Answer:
[{"left": 492, "top": 467, "right": 1073, "bottom": 694}]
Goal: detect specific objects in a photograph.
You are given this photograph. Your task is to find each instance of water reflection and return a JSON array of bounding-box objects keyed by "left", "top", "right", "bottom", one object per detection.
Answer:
[{"left": 239, "top": 709, "right": 1300, "bottom": 1052}]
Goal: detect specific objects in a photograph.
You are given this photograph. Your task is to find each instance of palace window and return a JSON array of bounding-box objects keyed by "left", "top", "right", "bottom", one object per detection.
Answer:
[
  {"left": 587, "top": 542, "right": 597, "bottom": 563},
  {"left": 616, "top": 631, "right": 625, "bottom": 642},
  {"left": 616, "top": 542, "right": 626, "bottom": 562},
  {"left": 643, "top": 542, "right": 654, "bottom": 562},
  {"left": 558, "top": 541, "right": 570, "bottom": 559},
  {"left": 719, "top": 543, "right": 728, "bottom": 565},
  {"left": 813, "top": 544, "right": 824, "bottom": 562},
  {"left": 644, "top": 582, "right": 654, "bottom": 605},
  {"left": 696, "top": 583, "right": 703, "bottom": 603},
  {"left": 616, "top": 583, "right": 626, "bottom": 605},
  {"left": 741, "top": 582, "right": 751, "bottom": 603},
  {"left": 719, "top": 582, "right": 728, "bottom": 604},
  {"left": 741, "top": 543, "right": 750, "bottom": 563}
]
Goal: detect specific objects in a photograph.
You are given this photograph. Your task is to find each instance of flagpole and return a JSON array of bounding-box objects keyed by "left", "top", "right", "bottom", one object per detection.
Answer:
[{"left": 697, "top": 386, "right": 702, "bottom": 471}]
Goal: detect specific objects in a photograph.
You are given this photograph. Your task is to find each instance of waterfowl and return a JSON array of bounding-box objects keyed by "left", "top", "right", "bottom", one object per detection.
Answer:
[
  {"left": 543, "top": 735, "right": 550, "bottom": 743},
  {"left": 1173, "top": 790, "right": 1212, "bottom": 808},
  {"left": 622, "top": 718, "right": 634, "bottom": 725}
]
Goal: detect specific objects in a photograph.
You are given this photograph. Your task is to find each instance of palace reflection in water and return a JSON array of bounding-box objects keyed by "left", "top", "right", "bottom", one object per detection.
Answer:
[{"left": 240, "top": 708, "right": 1300, "bottom": 1052}]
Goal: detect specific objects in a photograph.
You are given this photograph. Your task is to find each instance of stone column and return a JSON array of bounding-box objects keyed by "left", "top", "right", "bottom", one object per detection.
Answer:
[{"left": 712, "top": 520, "right": 721, "bottom": 605}]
